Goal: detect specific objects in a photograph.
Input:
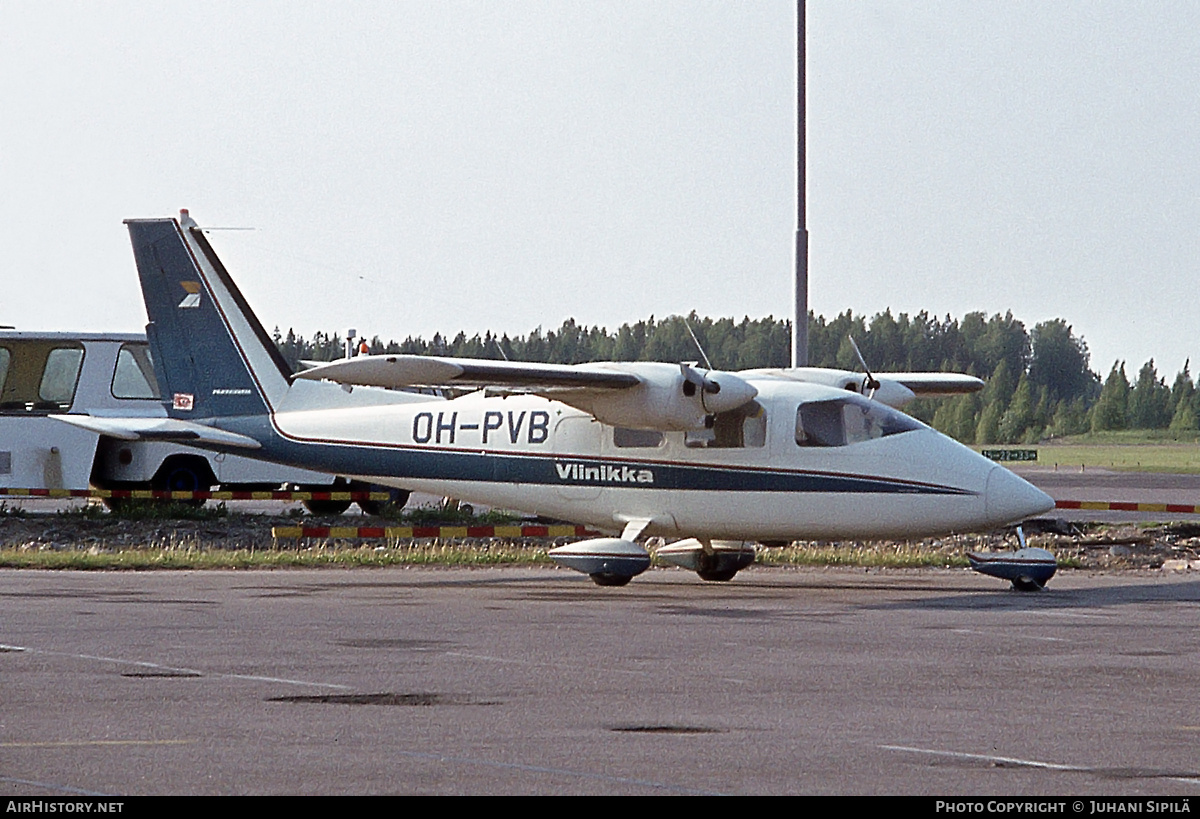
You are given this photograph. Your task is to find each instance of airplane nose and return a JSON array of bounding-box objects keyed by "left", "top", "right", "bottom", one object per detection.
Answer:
[{"left": 985, "top": 466, "right": 1055, "bottom": 525}]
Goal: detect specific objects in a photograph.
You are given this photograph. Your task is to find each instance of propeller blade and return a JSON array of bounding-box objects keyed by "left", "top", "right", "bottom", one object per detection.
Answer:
[{"left": 848, "top": 336, "right": 881, "bottom": 398}]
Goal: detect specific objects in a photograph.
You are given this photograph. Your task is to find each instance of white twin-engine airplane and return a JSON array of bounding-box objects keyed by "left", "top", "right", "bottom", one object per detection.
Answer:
[{"left": 60, "top": 212, "right": 1055, "bottom": 586}]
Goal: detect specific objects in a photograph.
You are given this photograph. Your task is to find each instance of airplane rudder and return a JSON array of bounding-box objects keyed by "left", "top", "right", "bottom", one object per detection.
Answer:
[{"left": 126, "top": 217, "right": 273, "bottom": 419}]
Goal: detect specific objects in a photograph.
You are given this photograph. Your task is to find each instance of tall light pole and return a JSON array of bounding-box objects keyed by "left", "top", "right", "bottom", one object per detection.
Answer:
[{"left": 792, "top": 0, "right": 809, "bottom": 368}]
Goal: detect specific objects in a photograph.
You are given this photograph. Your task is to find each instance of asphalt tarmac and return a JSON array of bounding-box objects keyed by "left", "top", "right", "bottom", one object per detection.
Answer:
[
  {"left": 2, "top": 566, "right": 1199, "bottom": 795},
  {"left": 1018, "top": 467, "right": 1200, "bottom": 523}
]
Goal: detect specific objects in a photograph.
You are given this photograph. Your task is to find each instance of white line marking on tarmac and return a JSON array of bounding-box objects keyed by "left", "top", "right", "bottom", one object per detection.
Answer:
[
  {"left": 879, "top": 744, "right": 1200, "bottom": 788},
  {"left": 880, "top": 744, "right": 1085, "bottom": 771},
  {"left": 0, "top": 775, "right": 111, "bottom": 797},
  {"left": 2, "top": 643, "right": 351, "bottom": 690}
]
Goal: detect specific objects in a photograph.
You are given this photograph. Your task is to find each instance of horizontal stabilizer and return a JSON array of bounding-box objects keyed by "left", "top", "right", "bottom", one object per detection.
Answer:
[
  {"left": 294, "top": 355, "right": 641, "bottom": 391},
  {"left": 50, "top": 415, "right": 262, "bottom": 449}
]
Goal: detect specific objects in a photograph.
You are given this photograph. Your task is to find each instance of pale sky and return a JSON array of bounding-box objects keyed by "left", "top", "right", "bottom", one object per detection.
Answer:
[{"left": 3, "top": 1, "right": 1198, "bottom": 379}]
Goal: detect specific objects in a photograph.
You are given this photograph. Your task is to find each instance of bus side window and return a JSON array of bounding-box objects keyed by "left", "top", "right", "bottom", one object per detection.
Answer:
[
  {"left": 112, "top": 344, "right": 161, "bottom": 400},
  {"left": 37, "top": 347, "right": 85, "bottom": 410}
]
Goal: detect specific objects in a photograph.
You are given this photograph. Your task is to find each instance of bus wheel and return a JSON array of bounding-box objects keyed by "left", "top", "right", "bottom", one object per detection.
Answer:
[
  {"left": 151, "top": 457, "right": 213, "bottom": 507},
  {"left": 358, "top": 486, "right": 410, "bottom": 517}
]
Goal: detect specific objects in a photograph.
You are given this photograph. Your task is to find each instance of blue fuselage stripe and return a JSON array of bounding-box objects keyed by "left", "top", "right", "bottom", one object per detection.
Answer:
[{"left": 214, "top": 415, "right": 973, "bottom": 496}]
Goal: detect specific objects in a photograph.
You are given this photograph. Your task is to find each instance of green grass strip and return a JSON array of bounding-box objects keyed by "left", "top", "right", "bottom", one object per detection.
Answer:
[{"left": 0, "top": 537, "right": 1082, "bottom": 572}]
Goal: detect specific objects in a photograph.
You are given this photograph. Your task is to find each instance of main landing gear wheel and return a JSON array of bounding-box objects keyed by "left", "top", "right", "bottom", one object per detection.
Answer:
[
  {"left": 301, "top": 479, "right": 352, "bottom": 516},
  {"left": 547, "top": 538, "right": 651, "bottom": 586},
  {"left": 696, "top": 569, "right": 740, "bottom": 582},
  {"left": 656, "top": 538, "right": 757, "bottom": 582},
  {"left": 589, "top": 573, "right": 634, "bottom": 587},
  {"left": 302, "top": 497, "right": 352, "bottom": 515}
]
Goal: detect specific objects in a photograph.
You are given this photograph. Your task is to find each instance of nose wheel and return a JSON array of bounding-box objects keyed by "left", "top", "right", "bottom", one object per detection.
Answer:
[{"left": 967, "top": 525, "right": 1057, "bottom": 591}]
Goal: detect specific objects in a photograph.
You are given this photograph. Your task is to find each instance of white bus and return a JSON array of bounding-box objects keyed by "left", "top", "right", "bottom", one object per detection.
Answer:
[{"left": 0, "top": 331, "right": 405, "bottom": 514}]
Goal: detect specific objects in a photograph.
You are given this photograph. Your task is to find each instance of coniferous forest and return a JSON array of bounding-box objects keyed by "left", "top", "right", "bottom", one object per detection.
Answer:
[{"left": 272, "top": 309, "right": 1197, "bottom": 445}]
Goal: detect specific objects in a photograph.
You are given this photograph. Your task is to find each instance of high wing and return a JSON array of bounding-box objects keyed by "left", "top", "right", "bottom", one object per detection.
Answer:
[
  {"left": 293, "top": 358, "right": 983, "bottom": 400},
  {"left": 295, "top": 356, "right": 759, "bottom": 432},
  {"left": 296, "top": 356, "right": 980, "bottom": 419},
  {"left": 295, "top": 355, "right": 641, "bottom": 390},
  {"left": 740, "top": 367, "right": 983, "bottom": 408},
  {"left": 51, "top": 415, "right": 262, "bottom": 449},
  {"left": 873, "top": 372, "right": 985, "bottom": 396}
]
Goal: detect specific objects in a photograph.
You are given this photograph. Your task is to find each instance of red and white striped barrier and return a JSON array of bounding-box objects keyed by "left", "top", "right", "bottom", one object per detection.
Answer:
[
  {"left": 0, "top": 488, "right": 389, "bottom": 502},
  {"left": 1055, "top": 500, "right": 1200, "bottom": 514}
]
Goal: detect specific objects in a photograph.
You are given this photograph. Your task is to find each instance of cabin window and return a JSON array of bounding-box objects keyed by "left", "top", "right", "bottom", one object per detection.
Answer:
[
  {"left": 794, "top": 400, "right": 844, "bottom": 447},
  {"left": 38, "top": 347, "right": 85, "bottom": 409},
  {"left": 0, "top": 348, "right": 9, "bottom": 398},
  {"left": 614, "top": 427, "right": 665, "bottom": 448},
  {"left": 684, "top": 402, "right": 767, "bottom": 448},
  {"left": 795, "top": 396, "right": 921, "bottom": 447},
  {"left": 112, "top": 344, "right": 161, "bottom": 400}
]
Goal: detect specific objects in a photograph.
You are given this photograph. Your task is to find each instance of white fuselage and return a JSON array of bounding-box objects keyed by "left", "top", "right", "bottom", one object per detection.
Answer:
[
  {"left": 258, "top": 379, "right": 1047, "bottom": 540},
  {"left": 119, "top": 214, "right": 1054, "bottom": 544}
]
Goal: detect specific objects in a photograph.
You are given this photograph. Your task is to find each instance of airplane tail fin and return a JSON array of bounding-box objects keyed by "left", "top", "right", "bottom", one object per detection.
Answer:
[{"left": 125, "top": 212, "right": 293, "bottom": 420}]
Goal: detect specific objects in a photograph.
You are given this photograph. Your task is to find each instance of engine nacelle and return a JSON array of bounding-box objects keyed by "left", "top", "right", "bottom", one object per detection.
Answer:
[{"left": 571, "top": 363, "right": 758, "bottom": 431}]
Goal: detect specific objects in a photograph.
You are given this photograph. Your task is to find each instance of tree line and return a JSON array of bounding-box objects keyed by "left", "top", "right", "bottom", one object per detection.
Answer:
[{"left": 271, "top": 310, "right": 1198, "bottom": 444}]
